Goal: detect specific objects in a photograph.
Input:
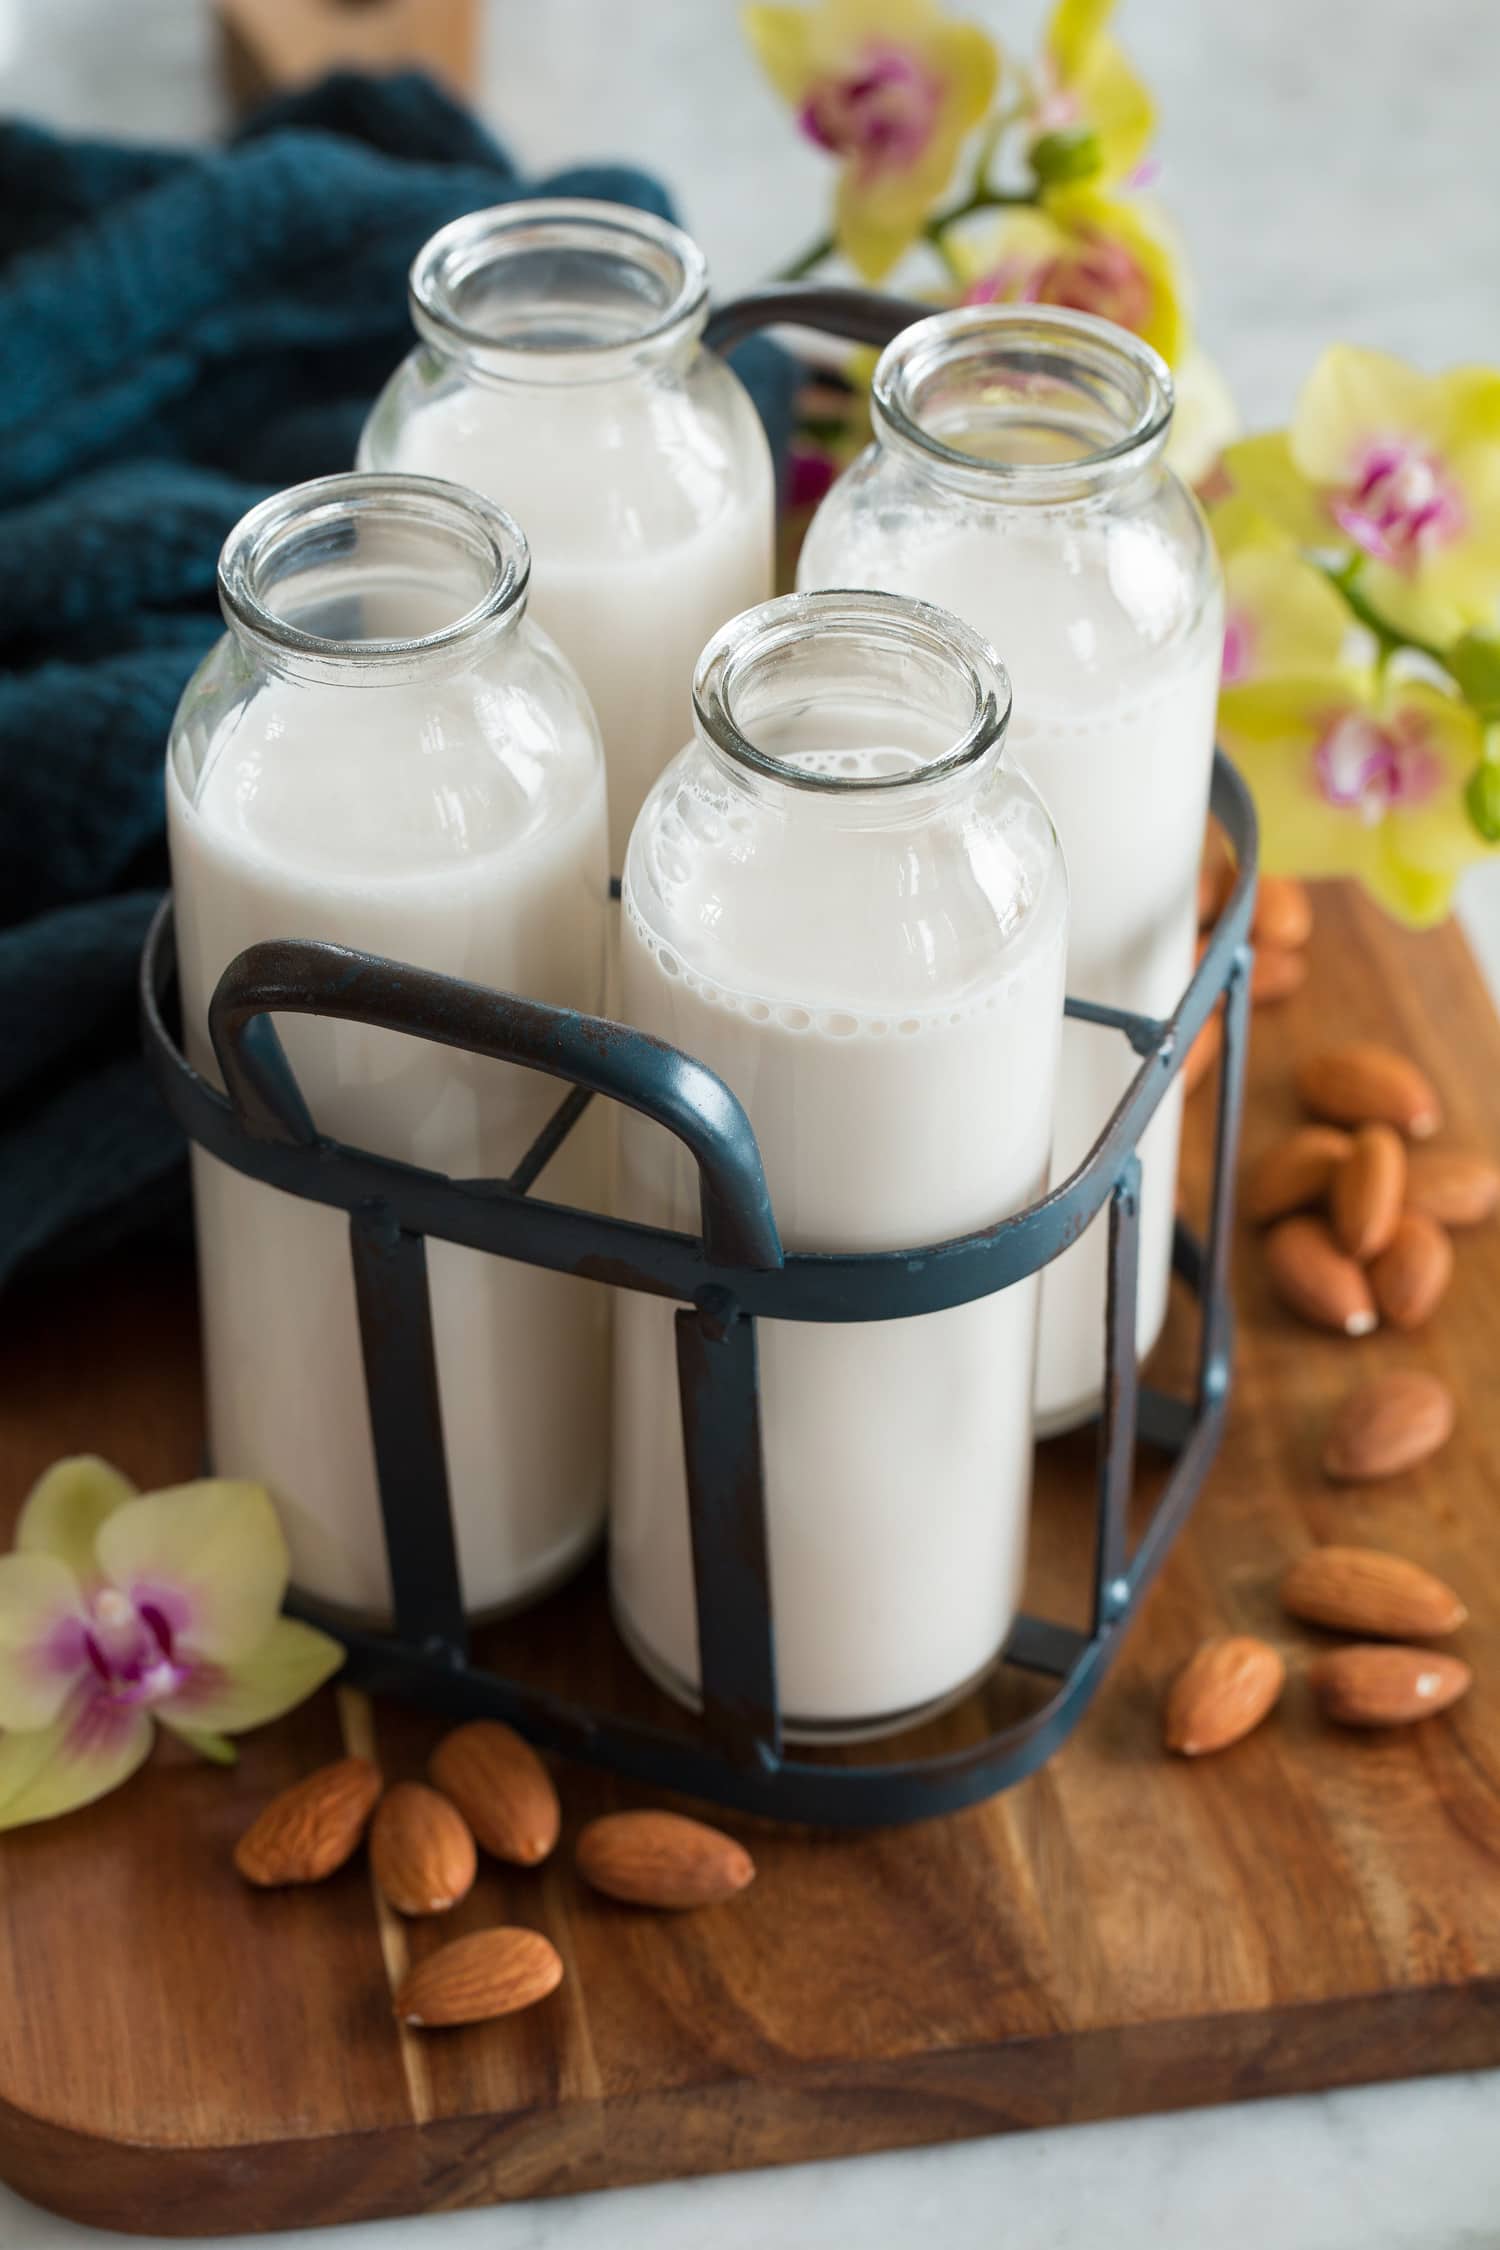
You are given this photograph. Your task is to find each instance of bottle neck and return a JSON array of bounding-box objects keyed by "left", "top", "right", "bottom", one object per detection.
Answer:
[
  {"left": 218, "top": 473, "right": 529, "bottom": 690},
  {"left": 693, "top": 590, "right": 1011, "bottom": 827},
  {"left": 409, "top": 199, "right": 710, "bottom": 389},
  {"left": 871, "top": 306, "right": 1174, "bottom": 507}
]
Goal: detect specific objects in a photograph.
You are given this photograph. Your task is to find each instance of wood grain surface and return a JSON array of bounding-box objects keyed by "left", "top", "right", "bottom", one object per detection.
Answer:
[{"left": 1, "top": 878, "right": 1497, "bottom": 2236}]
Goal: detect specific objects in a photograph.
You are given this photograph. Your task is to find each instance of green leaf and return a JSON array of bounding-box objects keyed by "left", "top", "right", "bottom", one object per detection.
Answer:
[
  {"left": 1464, "top": 758, "right": 1500, "bottom": 843},
  {"left": 1449, "top": 630, "right": 1500, "bottom": 715},
  {"left": 1029, "top": 126, "right": 1104, "bottom": 188}
]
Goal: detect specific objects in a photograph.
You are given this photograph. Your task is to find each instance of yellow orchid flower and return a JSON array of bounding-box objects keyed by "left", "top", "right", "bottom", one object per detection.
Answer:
[
  {"left": 745, "top": 0, "right": 999, "bottom": 280},
  {"left": 1210, "top": 505, "right": 1358, "bottom": 684},
  {"left": 954, "top": 183, "right": 1189, "bottom": 366},
  {"left": 1034, "top": 0, "right": 1154, "bottom": 184},
  {"left": 1218, "top": 664, "right": 1493, "bottom": 926},
  {"left": 1167, "top": 348, "right": 1240, "bottom": 486},
  {"left": 0, "top": 1458, "right": 343, "bottom": 1829},
  {"left": 1223, "top": 347, "right": 1500, "bottom": 647}
]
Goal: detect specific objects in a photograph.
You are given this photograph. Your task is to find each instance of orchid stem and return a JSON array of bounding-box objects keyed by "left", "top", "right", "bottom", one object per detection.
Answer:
[
  {"left": 775, "top": 183, "right": 1041, "bottom": 286},
  {"left": 1323, "top": 559, "right": 1447, "bottom": 670}
]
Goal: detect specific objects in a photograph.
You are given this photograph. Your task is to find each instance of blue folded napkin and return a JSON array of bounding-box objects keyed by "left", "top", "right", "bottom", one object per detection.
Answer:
[{"left": 0, "top": 72, "right": 793, "bottom": 1289}]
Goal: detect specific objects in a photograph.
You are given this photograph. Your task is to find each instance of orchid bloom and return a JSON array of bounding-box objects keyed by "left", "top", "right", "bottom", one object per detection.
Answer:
[
  {"left": 1223, "top": 347, "right": 1500, "bottom": 646},
  {"left": 1218, "top": 664, "right": 1491, "bottom": 926},
  {"left": 1033, "top": 0, "right": 1154, "bottom": 185},
  {"left": 1211, "top": 501, "right": 1358, "bottom": 684},
  {"left": 956, "top": 184, "right": 1189, "bottom": 367},
  {"left": 0, "top": 1458, "right": 343, "bottom": 1830},
  {"left": 745, "top": 0, "right": 999, "bottom": 280}
]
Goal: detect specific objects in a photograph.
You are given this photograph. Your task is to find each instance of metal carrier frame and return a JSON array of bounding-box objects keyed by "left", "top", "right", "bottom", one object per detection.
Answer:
[{"left": 139, "top": 285, "right": 1257, "bottom": 1829}]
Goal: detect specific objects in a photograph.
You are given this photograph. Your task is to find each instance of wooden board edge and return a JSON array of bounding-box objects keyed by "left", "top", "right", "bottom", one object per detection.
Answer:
[{"left": 3, "top": 1982, "right": 1496, "bottom": 2235}]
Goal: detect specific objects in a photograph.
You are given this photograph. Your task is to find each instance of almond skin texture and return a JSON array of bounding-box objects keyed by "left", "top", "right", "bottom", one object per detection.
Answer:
[
  {"left": 1296, "top": 1042, "right": 1441, "bottom": 1139},
  {"left": 1198, "top": 831, "right": 1235, "bottom": 927},
  {"left": 394, "top": 1927, "right": 563, "bottom": 2028},
  {"left": 429, "top": 1722, "right": 560, "bottom": 1867},
  {"left": 1281, "top": 1547, "right": 1466, "bottom": 1640},
  {"left": 370, "top": 1782, "right": 477, "bottom": 1917},
  {"left": 234, "top": 1757, "right": 382, "bottom": 1887},
  {"left": 1245, "top": 1126, "right": 1353, "bottom": 1224},
  {"left": 575, "top": 1811, "right": 756, "bottom": 1909},
  {"left": 1252, "top": 874, "right": 1314, "bottom": 950},
  {"left": 1182, "top": 1011, "right": 1223, "bottom": 1098},
  {"left": 1323, "top": 1368, "right": 1456, "bottom": 1482},
  {"left": 1264, "top": 1216, "right": 1378, "bottom": 1335},
  {"left": 1308, "top": 1645, "right": 1471, "bottom": 1728},
  {"left": 1251, "top": 945, "right": 1309, "bottom": 1005},
  {"left": 1404, "top": 1149, "right": 1500, "bottom": 1229},
  {"left": 1164, "top": 1637, "right": 1285, "bottom": 1756},
  {"left": 1330, "top": 1123, "right": 1407, "bottom": 1260},
  {"left": 1369, "top": 1212, "right": 1454, "bottom": 1330}
]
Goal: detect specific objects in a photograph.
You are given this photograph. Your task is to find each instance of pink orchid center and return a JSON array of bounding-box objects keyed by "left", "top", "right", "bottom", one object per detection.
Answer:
[
  {"left": 1222, "top": 610, "right": 1255, "bottom": 686},
  {"left": 83, "top": 1586, "right": 188, "bottom": 1708},
  {"left": 799, "top": 45, "right": 943, "bottom": 174},
  {"left": 1314, "top": 708, "right": 1444, "bottom": 822},
  {"left": 966, "top": 231, "right": 1152, "bottom": 334},
  {"left": 1330, "top": 440, "right": 1465, "bottom": 571}
]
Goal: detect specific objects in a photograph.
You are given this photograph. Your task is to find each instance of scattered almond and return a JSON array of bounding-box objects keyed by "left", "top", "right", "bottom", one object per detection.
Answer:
[
  {"left": 575, "top": 1810, "right": 756, "bottom": 1909},
  {"left": 1307, "top": 1644, "right": 1471, "bottom": 1728},
  {"left": 234, "top": 1757, "right": 382, "bottom": 1887},
  {"left": 1322, "top": 1369, "right": 1456, "bottom": 1482},
  {"left": 1281, "top": 1547, "right": 1466, "bottom": 1641},
  {"left": 1369, "top": 1212, "right": 1454, "bottom": 1330},
  {"left": 1252, "top": 874, "right": 1314, "bottom": 951},
  {"left": 429, "top": 1721, "right": 560, "bottom": 1868},
  {"left": 1330, "top": 1123, "right": 1407, "bottom": 1260},
  {"left": 1264, "top": 1216, "right": 1378, "bottom": 1335},
  {"left": 1244, "top": 1126, "right": 1353, "bottom": 1225},
  {"left": 1182, "top": 1010, "right": 1223, "bottom": 1097},
  {"left": 1163, "top": 1636, "right": 1285, "bottom": 1756},
  {"left": 394, "top": 1926, "right": 563, "bottom": 2029},
  {"left": 1251, "top": 945, "right": 1308, "bottom": 1004},
  {"left": 370, "top": 1782, "right": 477, "bottom": 1917},
  {"left": 1404, "top": 1149, "right": 1500, "bottom": 1229},
  {"left": 1295, "top": 1042, "right": 1441, "bottom": 1139}
]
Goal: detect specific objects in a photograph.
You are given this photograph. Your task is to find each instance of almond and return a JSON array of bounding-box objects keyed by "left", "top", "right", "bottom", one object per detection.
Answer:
[
  {"left": 1198, "top": 828, "right": 1235, "bottom": 927},
  {"left": 1163, "top": 1636, "right": 1285, "bottom": 1756},
  {"left": 370, "top": 1781, "right": 477, "bottom": 1917},
  {"left": 1405, "top": 1149, "right": 1500, "bottom": 1229},
  {"left": 1182, "top": 1010, "right": 1223, "bottom": 1098},
  {"left": 1264, "top": 1216, "right": 1378, "bottom": 1335},
  {"left": 1244, "top": 1127, "right": 1353, "bottom": 1225},
  {"left": 394, "top": 1926, "right": 563, "bottom": 2028},
  {"left": 1281, "top": 1547, "right": 1466, "bottom": 1641},
  {"left": 1308, "top": 1644, "right": 1471, "bottom": 1728},
  {"left": 1330, "top": 1123, "right": 1407, "bottom": 1259},
  {"left": 1296, "top": 1042, "right": 1441, "bottom": 1139},
  {"left": 1251, "top": 945, "right": 1308, "bottom": 1004},
  {"left": 575, "top": 1810, "right": 756, "bottom": 1909},
  {"left": 1252, "top": 874, "right": 1314, "bottom": 950},
  {"left": 1369, "top": 1212, "right": 1454, "bottom": 1330},
  {"left": 234, "top": 1756, "right": 382, "bottom": 1887},
  {"left": 1322, "top": 1368, "right": 1456, "bottom": 1481},
  {"left": 429, "top": 1721, "right": 560, "bottom": 1868}
]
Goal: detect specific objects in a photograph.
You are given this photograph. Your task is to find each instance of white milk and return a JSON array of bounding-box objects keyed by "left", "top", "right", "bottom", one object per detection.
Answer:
[
  {"left": 798, "top": 514, "right": 1222, "bottom": 1431},
  {"left": 168, "top": 651, "right": 611, "bottom": 1620},
  {"left": 612, "top": 679, "right": 1068, "bottom": 1736},
  {"left": 361, "top": 377, "right": 774, "bottom": 870}
]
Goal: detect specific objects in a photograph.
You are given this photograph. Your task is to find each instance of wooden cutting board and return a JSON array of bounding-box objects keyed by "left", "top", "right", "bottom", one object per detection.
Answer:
[{"left": 1, "top": 878, "right": 1498, "bottom": 2237}]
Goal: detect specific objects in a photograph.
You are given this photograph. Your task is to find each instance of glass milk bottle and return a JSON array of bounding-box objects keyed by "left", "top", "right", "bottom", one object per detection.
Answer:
[
  {"left": 359, "top": 199, "right": 776, "bottom": 871},
  {"left": 798, "top": 308, "right": 1223, "bottom": 1433},
  {"left": 166, "top": 473, "right": 610, "bottom": 1620},
  {"left": 612, "top": 591, "right": 1068, "bottom": 1738}
]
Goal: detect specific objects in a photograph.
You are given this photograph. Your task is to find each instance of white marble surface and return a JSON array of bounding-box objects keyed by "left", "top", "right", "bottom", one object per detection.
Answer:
[{"left": 2, "top": 3, "right": 1499, "bottom": 2244}]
